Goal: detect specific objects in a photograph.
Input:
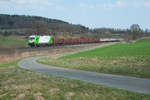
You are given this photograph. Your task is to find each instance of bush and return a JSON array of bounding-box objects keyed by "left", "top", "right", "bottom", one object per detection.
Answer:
[{"left": 2, "top": 31, "right": 11, "bottom": 36}]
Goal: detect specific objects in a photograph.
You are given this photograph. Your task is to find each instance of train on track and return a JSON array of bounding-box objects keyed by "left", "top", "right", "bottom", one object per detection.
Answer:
[{"left": 28, "top": 35, "right": 123, "bottom": 47}]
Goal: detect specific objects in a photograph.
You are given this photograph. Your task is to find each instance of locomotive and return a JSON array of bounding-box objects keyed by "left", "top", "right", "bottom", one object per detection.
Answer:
[{"left": 28, "top": 35, "right": 53, "bottom": 47}]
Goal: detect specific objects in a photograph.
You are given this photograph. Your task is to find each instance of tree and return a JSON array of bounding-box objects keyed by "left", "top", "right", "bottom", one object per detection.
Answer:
[
  {"left": 145, "top": 29, "right": 150, "bottom": 36},
  {"left": 130, "top": 24, "right": 142, "bottom": 40},
  {"left": 2, "top": 31, "right": 11, "bottom": 37},
  {"left": 130, "top": 24, "right": 140, "bottom": 31},
  {"left": 32, "top": 21, "right": 49, "bottom": 35},
  {"left": 25, "top": 28, "right": 35, "bottom": 36}
]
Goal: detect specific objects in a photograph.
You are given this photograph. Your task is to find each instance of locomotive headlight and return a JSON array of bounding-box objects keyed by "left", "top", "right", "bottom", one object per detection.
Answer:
[
  {"left": 29, "top": 39, "right": 34, "bottom": 43},
  {"left": 28, "top": 37, "right": 35, "bottom": 43}
]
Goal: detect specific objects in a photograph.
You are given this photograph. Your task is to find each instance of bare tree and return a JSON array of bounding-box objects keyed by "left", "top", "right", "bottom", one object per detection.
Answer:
[
  {"left": 25, "top": 28, "right": 35, "bottom": 36},
  {"left": 124, "top": 32, "right": 132, "bottom": 42},
  {"left": 124, "top": 24, "right": 142, "bottom": 42},
  {"left": 32, "top": 21, "right": 49, "bottom": 35},
  {"left": 130, "top": 24, "right": 142, "bottom": 40}
]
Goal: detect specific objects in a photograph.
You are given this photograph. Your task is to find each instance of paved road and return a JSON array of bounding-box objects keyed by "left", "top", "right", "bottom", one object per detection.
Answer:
[{"left": 18, "top": 47, "right": 150, "bottom": 95}]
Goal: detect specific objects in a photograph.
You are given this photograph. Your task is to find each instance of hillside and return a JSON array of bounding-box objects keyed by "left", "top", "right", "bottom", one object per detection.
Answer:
[
  {"left": 0, "top": 14, "right": 149, "bottom": 37},
  {"left": 0, "top": 14, "right": 89, "bottom": 34}
]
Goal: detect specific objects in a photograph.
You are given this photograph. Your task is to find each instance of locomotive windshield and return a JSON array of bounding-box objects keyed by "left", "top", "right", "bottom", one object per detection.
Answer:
[{"left": 29, "top": 37, "right": 35, "bottom": 41}]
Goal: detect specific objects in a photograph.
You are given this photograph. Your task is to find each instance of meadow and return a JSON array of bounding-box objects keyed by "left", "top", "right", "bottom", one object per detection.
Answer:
[
  {"left": 0, "top": 36, "right": 27, "bottom": 49},
  {"left": 0, "top": 39, "right": 150, "bottom": 99},
  {"left": 0, "top": 59, "right": 150, "bottom": 100},
  {"left": 38, "top": 38, "right": 150, "bottom": 78}
]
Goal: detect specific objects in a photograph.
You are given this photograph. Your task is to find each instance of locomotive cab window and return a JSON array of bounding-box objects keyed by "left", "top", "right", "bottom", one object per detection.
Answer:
[{"left": 29, "top": 37, "right": 35, "bottom": 41}]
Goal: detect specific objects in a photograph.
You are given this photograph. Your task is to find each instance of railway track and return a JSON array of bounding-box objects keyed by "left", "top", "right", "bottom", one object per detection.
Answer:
[
  {"left": 0, "top": 42, "right": 119, "bottom": 54},
  {"left": 17, "top": 43, "right": 105, "bottom": 52}
]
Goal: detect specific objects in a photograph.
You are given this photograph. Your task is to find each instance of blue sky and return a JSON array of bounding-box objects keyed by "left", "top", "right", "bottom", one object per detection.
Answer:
[{"left": 0, "top": 0, "right": 150, "bottom": 29}]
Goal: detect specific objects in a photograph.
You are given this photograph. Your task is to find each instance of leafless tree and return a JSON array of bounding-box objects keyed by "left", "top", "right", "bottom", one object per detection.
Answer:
[
  {"left": 130, "top": 24, "right": 142, "bottom": 40},
  {"left": 32, "top": 21, "right": 49, "bottom": 35},
  {"left": 25, "top": 28, "right": 35, "bottom": 36}
]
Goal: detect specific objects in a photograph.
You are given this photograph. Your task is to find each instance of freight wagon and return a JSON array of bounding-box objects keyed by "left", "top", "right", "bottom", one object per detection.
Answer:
[{"left": 28, "top": 35, "right": 123, "bottom": 47}]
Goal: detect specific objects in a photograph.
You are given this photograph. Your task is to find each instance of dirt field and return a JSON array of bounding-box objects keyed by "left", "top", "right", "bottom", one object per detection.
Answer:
[{"left": 0, "top": 43, "right": 106, "bottom": 64}]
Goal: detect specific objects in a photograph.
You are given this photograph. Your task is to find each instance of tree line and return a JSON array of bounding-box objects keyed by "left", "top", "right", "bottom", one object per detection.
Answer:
[
  {"left": 0, "top": 14, "right": 150, "bottom": 41},
  {"left": 0, "top": 14, "right": 89, "bottom": 35}
]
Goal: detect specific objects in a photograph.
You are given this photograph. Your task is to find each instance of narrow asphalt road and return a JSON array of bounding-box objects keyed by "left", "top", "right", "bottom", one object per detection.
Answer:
[{"left": 18, "top": 46, "right": 150, "bottom": 95}]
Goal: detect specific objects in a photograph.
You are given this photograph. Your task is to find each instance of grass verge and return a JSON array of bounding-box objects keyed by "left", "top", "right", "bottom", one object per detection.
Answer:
[
  {"left": 38, "top": 38, "right": 150, "bottom": 78},
  {"left": 0, "top": 60, "right": 150, "bottom": 100},
  {"left": 0, "top": 36, "right": 27, "bottom": 49}
]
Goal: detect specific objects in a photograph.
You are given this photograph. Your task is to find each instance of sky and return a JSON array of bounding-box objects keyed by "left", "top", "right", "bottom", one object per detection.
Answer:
[{"left": 0, "top": 0, "right": 150, "bottom": 29}]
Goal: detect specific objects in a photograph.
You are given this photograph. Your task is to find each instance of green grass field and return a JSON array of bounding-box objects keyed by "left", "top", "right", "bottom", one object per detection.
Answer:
[
  {"left": 38, "top": 38, "right": 150, "bottom": 78},
  {"left": 0, "top": 36, "right": 27, "bottom": 49},
  {"left": 0, "top": 60, "right": 150, "bottom": 100},
  {"left": 61, "top": 39, "right": 150, "bottom": 58}
]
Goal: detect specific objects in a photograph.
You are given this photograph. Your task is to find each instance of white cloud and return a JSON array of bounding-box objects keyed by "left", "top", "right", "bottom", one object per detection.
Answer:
[
  {"left": 55, "top": 5, "right": 65, "bottom": 10},
  {"left": 80, "top": 3, "right": 94, "bottom": 9},
  {"left": 0, "top": 0, "right": 52, "bottom": 10},
  {"left": 116, "top": 1, "right": 126, "bottom": 7},
  {"left": 0, "top": 0, "right": 10, "bottom": 2},
  {"left": 0, "top": 0, "right": 68, "bottom": 11},
  {"left": 79, "top": 1, "right": 127, "bottom": 9},
  {"left": 79, "top": 0, "right": 150, "bottom": 10},
  {"left": 144, "top": 1, "right": 150, "bottom": 7},
  {"left": 80, "top": 3, "right": 88, "bottom": 8},
  {"left": 103, "top": 0, "right": 126, "bottom": 8},
  {"left": 11, "top": 0, "right": 26, "bottom": 5}
]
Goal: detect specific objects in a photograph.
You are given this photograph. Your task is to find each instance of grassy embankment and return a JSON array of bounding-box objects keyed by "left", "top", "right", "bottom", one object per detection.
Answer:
[
  {"left": 0, "top": 36, "right": 27, "bottom": 49},
  {"left": 0, "top": 60, "right": 150, "bottom": 100},
  {"left": 38, "top": 38, "right": 150, "bottom": 78}
]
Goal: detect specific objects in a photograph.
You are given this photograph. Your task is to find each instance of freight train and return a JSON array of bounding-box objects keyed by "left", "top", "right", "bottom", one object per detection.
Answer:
[{"left": 28, "top": 35, "right": 123, "bottom": 47}]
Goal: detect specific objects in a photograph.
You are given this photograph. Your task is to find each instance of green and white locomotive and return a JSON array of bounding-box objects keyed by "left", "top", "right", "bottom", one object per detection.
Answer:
[{"left": 28, "top": 35, "right": 53, "bottom": 47}]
